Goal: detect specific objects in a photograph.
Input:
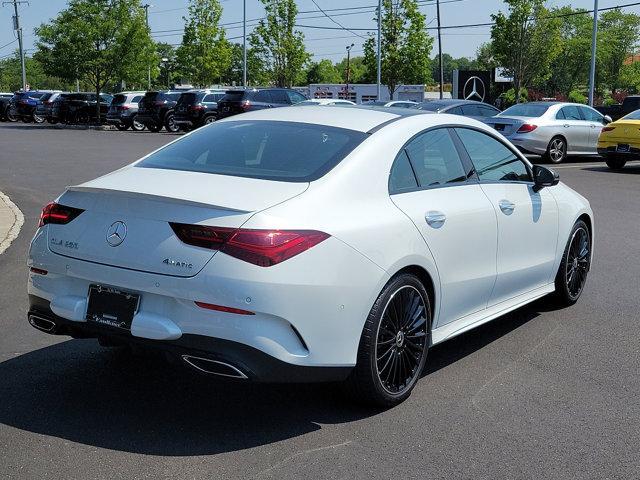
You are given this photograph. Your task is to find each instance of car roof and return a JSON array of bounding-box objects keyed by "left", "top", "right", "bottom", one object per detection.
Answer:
[{"left": 218, "top": 105, "right": 436, "bottom": 133}]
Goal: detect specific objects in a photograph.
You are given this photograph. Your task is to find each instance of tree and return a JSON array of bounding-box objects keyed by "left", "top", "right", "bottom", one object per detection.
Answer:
[
  {"left": 363, "top": 0, "right": 433, "bottom": 98},
  {"left": 598, "top": 9, "right": 640, "bottom": 92},
  {"left": 305, "top": 59, "right": 342, "bottom": 84},
  {"left": 153, "top": 42, "right": 176, "bottom": 89},
  {"left": 0, "top": 52, "right": 72, "bottom": 91},
  {"left": 547, "top": 7, "right": 593, "bottom": 96},
  {"left": 430, "top": 54, "right": 475, "bottom": 84},
  {"left": 35, "top": 0, "right": 155, "bottom": 121},
  {"left": 473, "top": 42, "right": 497, "bottom": 71},
  {"left": 335, "top": 56, "right": 371, "bottom": 84},
  {"left": 175, "top": 0, "right": 231, "bottom": 87},
  {"left": 491, "top": 0, "right": 562, "bottom": 100},
  {"left": 249, "top": 0, "right": 309, "bottom": 87}
]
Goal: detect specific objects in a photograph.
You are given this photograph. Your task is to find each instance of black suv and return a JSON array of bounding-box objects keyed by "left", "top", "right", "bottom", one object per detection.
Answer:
[
  {"left": 0, "top": 92, "right": 15, "bottom": 122},
  {"left": 50, "top": 93, "right": 113, "bottom": 124},
  {"left": 137, "top": 91, "right": 184, "bottom": 132},
  {"left": 174, "top": 89, "right": 226, "bottom": 129},
  {"left": 216, "top": 88, "right": 307, "bottom": 120}
]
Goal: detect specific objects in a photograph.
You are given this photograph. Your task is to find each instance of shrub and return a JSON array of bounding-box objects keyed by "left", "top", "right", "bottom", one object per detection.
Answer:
[{"left": 568, "top": 89, "right": 587, "bottom": 104}]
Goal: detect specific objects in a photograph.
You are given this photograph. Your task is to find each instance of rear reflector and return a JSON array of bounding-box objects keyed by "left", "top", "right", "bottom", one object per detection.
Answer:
[
  {"left": 39, "top": 202, "right": 85, "bottom": 227},
  {"left": 516, "top": 123, "right": 538, "bottom": 133},
  {"left": 29, "top": 267, "right": 48, "bottom": 275},
  {"left": 170, "top": 223, "right": 330, "bottom": 267},
  {"left": 601, "top": 126, "right": 616, "bottom": 132},
  {"left": 195, "top": 301, "right": 255, "bottom": 315}
]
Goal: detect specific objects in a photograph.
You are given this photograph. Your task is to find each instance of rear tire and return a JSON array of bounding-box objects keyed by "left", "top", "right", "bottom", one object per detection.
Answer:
[
  {"left": 544, "top": 136, "right": 567, "bottom": 164},
  {"left": 605, "top": 156, "right": 626, "bottom": 170},
  {"left": 203, "top": 115, "right": 216, "bottom": 125},
  {"left": 345, "top": 273, "right": 431, "bottom": 407},
  {"left": 164, "top": 113, "right": 179, "bottom": 133},
  {"left": 130, "top": 115, "right": 145, "bottom": 131},
  {"left": 554, "top": 220, "right": 591, "bottom": 307}
]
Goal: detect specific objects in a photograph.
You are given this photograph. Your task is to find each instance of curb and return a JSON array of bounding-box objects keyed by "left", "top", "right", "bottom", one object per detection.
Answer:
[{"left": 0, "top": 191, "right": 25, "bottom": 255}]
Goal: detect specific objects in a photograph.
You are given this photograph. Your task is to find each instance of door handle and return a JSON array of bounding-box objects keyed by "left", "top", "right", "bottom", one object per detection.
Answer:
[
  {"left": 498, "top": 200, "right": 515, "bottom": 215},
  {"left": 564, "top": 124, "right": 570, "bottom": 128},
  {"left": 425, "top": 211, "right": 446, "bottom": 228}
]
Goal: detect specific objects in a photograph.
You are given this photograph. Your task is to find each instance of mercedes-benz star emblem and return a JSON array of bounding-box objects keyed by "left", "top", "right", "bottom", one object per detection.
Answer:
[
  {"left": 106, "top": 221, "right": 127, "bottom": 247},
  {"left": 463, "top": 76, "right": 486, "bottom": 102}
]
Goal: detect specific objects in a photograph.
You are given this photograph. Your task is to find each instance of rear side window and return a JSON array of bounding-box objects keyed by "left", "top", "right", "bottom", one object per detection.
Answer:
[
  {"left": 112, "top": 94, "right": 127, "bottom": 104},
  {"left": 253, "top": 90, "right": 273, "bottom": 103},
  {"left": 203, "top": 93, "right": 222, "bottom": 102},
  {"left": 222, "top": 91, "right": 246, "bottom": 102},
  {"left": 455, "top": 128, "right": 530, "bottom": 182},
  {"left": 389, "top": 152, "right": 418, "bottom": 193},
  {"left": 132, "top": 95, "right": 143, "bottom": 103},
  {"left": 167, "top": 93, "right": 182, "bottom": 101},
  {"left": 137, "top": 120, "right": 368, "bottom": 182},
  {"left": 404, "top": 129, "right": 467, "bottom": 187}
]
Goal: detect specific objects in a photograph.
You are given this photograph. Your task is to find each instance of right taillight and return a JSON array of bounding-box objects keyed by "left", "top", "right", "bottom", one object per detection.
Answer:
[
  {"left": 516, "top": 123, "right": 538, "bottom": 133},
  {"left": 170, "top": 223, "right": 330, "bottom": 267},
  {"left": 602, "top": 126, "right": 615, "bottom": 132},
  {"left": 241, "top": 100, "right": 251, "bottom": 110},
  {"left": 39, "top": 202, "right": 84, "bottom": 227}
]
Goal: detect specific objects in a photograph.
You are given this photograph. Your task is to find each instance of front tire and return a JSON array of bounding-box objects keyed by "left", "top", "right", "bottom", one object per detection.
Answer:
[
  {"left": 544, "top": 136, "right": 567, "bottom": 164},
  {"left": 605, "top": 156, "right": 626, "bottom": 170},
  {"left": 345, "top": 273, "right": 431, "bottom": 407},
  {"left": 554, "top": 220, "right": 591, "bottom": 306}
]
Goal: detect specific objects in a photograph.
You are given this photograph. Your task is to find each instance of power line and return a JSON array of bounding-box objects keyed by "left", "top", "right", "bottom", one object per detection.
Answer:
[{"left": 308, "top": 0, "right": 369, "bottom": 39}]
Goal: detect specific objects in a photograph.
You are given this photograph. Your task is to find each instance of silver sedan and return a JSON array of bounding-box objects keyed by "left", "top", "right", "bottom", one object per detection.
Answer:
[{"left": 484, "top": 102, "right": 612, "bottom": 163}]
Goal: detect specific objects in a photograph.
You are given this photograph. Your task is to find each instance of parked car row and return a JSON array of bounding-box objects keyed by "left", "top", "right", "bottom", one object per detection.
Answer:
[{"left": 2, "top": 89, "right": 638, "bottom": 169}]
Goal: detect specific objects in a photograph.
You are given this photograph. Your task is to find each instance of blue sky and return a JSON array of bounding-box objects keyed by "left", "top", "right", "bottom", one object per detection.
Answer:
[{"left": 1, "top": 0, "right": 639, "bottom": 62}]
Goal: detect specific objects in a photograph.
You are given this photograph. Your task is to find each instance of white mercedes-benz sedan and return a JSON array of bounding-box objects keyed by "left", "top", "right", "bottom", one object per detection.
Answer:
[{"left": 27, "top": 106, "right": 594, "bottom": 406}]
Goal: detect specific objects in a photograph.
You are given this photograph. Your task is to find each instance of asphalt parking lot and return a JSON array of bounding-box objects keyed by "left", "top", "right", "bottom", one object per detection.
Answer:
[{"left": 1, "top": 123, "right": 639, "bottom": 479}]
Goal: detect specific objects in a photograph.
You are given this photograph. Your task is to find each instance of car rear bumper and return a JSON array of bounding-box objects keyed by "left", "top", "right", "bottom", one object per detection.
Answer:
[
  {"left": 27, "top": 295, "right": 352, "bottom": 383},
  {"left": 597, "top": 145, "right": 640, "bottom": 158}
]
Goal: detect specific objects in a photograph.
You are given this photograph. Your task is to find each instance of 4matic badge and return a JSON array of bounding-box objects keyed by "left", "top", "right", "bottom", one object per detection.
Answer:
[{"left": 163, "top": 258, "right": 193, "bottom": 269}]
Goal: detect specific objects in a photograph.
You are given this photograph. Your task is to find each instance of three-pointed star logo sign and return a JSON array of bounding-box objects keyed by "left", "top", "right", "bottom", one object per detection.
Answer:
[
  {"left": 463, "top": 76, "right": 486, "bottom": 102},
  {"left": 106, "top": 221, "right": 127, "bottom": 247}
]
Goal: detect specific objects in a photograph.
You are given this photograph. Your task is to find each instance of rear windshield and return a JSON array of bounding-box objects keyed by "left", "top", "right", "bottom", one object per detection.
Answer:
[
  {"left": 221, "top": 91, "right": 246, "bottom": 102},
  {"left": 112, "top": 94, "right": 127, "bottom": 105},
  {"left": 137, "top": 120, "right": 368, "bottom": 182},
  {"left": 500, "top": 104, "right": 549, "bottom": 117}
]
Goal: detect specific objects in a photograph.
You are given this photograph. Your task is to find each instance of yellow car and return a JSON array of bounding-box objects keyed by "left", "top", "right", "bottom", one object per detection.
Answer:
[{"left": 597, "top": 109, "right": 640, "bottom": 169}]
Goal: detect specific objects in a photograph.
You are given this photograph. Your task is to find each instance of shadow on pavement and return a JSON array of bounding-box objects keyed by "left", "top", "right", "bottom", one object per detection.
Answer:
[
  {"left": 583, "top": 165, "right": 640, "bottom": 174},
  {"left": 0, "top": 298, "right": 552, "bottom": 456}
]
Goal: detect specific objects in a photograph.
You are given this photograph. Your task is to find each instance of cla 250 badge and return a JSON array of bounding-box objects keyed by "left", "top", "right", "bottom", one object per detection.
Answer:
[
  {"left": 163, "top": 258, "right": 193, "bottom": 269},
  {"left": 50, "top": 238, "right": 79, "bottom": 250}
]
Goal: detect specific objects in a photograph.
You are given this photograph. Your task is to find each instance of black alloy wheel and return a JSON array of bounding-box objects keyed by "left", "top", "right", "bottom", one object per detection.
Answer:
[
  {"left": 555, "top": 220, "right": 591, "bottom": 306},
  {"left": 164, "top": 113, "right": 180, "bottom": 133},
  {"left": 346, "top": 273, "right": 431, "bottom": 407}
]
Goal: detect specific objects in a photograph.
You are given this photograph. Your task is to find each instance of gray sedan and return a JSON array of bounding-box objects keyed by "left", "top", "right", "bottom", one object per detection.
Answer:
[{"left": 484, "top": 102, "right": 612, "bottom": 163}]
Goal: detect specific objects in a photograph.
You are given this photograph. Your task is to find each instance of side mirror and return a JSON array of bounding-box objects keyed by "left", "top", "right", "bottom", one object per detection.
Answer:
[
  {"left": 603, "top": 115, "right": 612, "bottom": 125},
  {"left": 532, "top": 165, "right": 559, "bottom": 192}
]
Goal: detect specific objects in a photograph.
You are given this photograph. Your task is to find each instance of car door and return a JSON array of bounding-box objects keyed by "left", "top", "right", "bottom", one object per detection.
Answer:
[
  {"left": 557, "top": 105, "right": 590, "bottom": 152},
  {"left": 454, "top": 127, "right": 559, "bottom": 305},
  {"left": 253, "top": 90, "right": 274, "bottom": 110},
  {"left": 580, "top": 106, "right": 605, "bottom": 152},
  {"left": 389, "top": 127, "right": 498, "bottom": 326}
]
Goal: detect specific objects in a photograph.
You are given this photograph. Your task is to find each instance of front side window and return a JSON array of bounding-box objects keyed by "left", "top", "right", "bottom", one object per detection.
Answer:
[
  {"left": 137, "top": 120, "right": 368, "bottom": 182},
  {"left": 270, "top": 90, "right": 290, "bottom": 104},
  {"left": 404, "top": 128, "right": 467, "bottom": 187},
  {"left": 286, "top": 91, "right": 306, "bottom": 104},
  {"left": 580, "top": 106, "right": 603, "bottom": 122},
  {"left": 455, "top": 128, "right": 531, "bottom": 182}
]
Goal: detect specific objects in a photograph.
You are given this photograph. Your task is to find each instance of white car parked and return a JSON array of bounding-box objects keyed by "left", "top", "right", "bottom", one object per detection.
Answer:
[
  {"left": 294, "top": 99, "right": 355, "bottom": 106},
  {"left": 27, "top": 107, "right": 593, "bottom": 406}
]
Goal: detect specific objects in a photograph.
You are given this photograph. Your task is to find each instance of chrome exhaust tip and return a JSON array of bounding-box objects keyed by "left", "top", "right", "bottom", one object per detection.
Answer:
[
  {"left": 28, "top": 314, "right": 57, "bottom": 333},
  {"left": 181, "top": 355, "right": 248, "bottom": 379}
]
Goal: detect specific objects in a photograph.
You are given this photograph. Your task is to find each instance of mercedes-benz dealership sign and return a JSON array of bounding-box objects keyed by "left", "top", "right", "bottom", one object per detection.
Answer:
[{"left": 452, "top": 70, "right": 492, "bottom": 103}]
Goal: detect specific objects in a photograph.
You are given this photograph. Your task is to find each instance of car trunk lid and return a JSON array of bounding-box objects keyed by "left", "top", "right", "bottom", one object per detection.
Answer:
[
  {"left": 48, "top": 166, "right": 308, "bottom": 277},
  {"left": 483, "top": 116, "right": 526, "bottom": 136}
]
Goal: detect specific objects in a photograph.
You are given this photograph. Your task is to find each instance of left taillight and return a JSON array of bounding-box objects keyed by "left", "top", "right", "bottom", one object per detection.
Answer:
[
  {"left": 39, "top": 202, "right": 84, "bottom": 227},
  {"left": 170, "top": 223, "right": 330, "bottom": 267}
]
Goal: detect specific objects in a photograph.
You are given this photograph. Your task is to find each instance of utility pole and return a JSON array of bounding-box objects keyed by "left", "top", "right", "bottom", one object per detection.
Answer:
[
  {"left": 376, "top": 0, "right": 382, "bottom": 100},
  {"left": 143, "top": 3, "right": 151, "bottom": 90},
  {"left": 588, "top": 0, "right": 599, "bottom": 107},
  {"left": 436, "top": 0, "right": 444, "bottom": 100},
  {"left": 3, "top": 0, "right": 28, "bottom": 91},
  {"left": 243, "top": 0, "right": 247, "bottom": 88},
  {"left": 346, "top": 43, "right": 354, "bottom": 98}
]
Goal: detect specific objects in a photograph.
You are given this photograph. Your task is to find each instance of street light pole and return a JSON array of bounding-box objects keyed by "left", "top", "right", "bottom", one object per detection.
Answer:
[
  {"left": 3, "top": 0, "right": 28, "bottom": 91},
  {"left": 243, "top": 0, "right": 247, "bottom": 88},
  {"left": 376, "top": 0, "right": 382, "bottom": 100},
  {"left": 436, "top": 0, "right": 444, "bottom": 100},
  {"left": 346, "top": 43, "right": 354, "bottom": 98},
  {"left": 588, "top": 0, "right": 599, "bottom": 107},
  {"left": 143, "top": 3, "right": 151, "bottom": 90}
]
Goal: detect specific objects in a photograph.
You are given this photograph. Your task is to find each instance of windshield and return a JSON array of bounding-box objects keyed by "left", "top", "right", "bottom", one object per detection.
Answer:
[
  {"left": 500, "top": 104, "right": 549, "bottom": 117},
  {"left": 137, "top": 120, "right": 368, "bottom": 182}
]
